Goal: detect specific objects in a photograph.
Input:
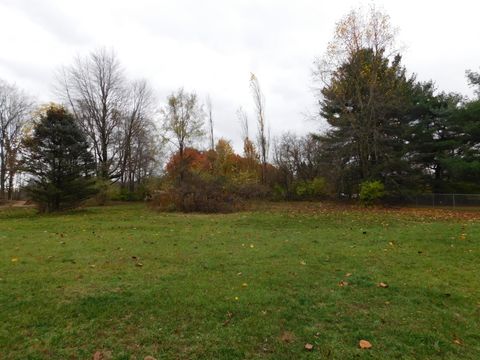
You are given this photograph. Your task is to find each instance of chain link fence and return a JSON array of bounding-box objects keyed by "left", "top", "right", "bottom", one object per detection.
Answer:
[{"left": 406, "top": 194, "right": 480, "bottom": 208}]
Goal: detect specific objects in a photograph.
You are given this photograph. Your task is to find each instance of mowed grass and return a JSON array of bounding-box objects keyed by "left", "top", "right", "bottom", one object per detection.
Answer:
[{"left": 1, "top": 203, "right": 479, "bottom": 359}]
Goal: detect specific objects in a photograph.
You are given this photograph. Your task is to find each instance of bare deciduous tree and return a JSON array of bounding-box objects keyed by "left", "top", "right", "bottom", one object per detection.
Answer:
[
  {"left": 236, "top": 106, "right": 249, "bottom": 143},
  {"left": 57, "top": 48, "right": 127, "bottom": 179},
  {"left": 250, "top": 73, "right": 269, "bottom": 184},
  {"left": 236, "top": 106, "right": 258, "bottom": 173},
  {"left": 119, "top": 79, "right": 159, "bottom": 191},
  {"left": 0, "top": 80, "right": 33, "bottom": 200},
  {"left": 206, "top": 95, "right": 214, "bottom": 151}
]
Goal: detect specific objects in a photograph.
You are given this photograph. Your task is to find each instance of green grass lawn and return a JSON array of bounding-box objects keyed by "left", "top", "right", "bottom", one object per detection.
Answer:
[{"left": 1, "top": 203, "right": 479, "bottom": 359}]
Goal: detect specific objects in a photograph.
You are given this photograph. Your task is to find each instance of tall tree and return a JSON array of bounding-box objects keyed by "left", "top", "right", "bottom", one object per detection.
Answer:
[
  {"left": 0, "top": 80, "right": 33, "bottom": 200},
  {"left": 161, "top": 88, "right": 205, "bottom": 181},
  {"left": 206, "top": 95, "right": 214, "bottom": 151},
  {"left": 406, "top": 82, "right": 464, "bottom": 192},
  {"left": 118, "top": 79, "right": 158, "bottom": 192},
  {"left": 250, "top": 73, "right": 269, "bottom": 184},
  {"left": 22, "top": 105, "right": 96, "bottom": 212},
  {"left": 315, "top": 5, "right": 398, "bottom": 85},
  {"left": 314, "top": 7, "right": 416, "bottom": 195},
  {"left": 57, "top": 48, "right": 127, "bottom": 180},
  {"left": 319, "top": 48, "right": 415, "bottom": 194},
  {"left": 236, "top": 106, "right": 258, "bottom": 175}
]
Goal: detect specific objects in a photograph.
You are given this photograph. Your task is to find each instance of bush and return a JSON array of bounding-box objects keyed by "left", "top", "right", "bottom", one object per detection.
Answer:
[
  {"left": 232, "top": 182, "right": 271, "bottom": 200},
  {"left": 111, "top": 186, "right": 147, "bottom": 201},
  {"left": 94, "top": 178, "right": 116, "bottom": 205},
  {"left": 150, "top": 173, "right": 241, "bottom": 213},
  {"left": 294, "top": 177, "right": 328, "bottom": 198},
  {"left": 359, "top": 180, "right": 385, "bottom": 206}
]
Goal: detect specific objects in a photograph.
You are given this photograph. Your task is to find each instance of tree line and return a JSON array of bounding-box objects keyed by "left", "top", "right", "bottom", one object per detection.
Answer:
[{"left": 0, "top": 6, "right": 479, "bottom": 211}]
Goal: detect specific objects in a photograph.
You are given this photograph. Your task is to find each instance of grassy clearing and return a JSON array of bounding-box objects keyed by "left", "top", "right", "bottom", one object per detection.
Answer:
[{"left": 0, "top": 203, "right": 479, "bottom": 359}]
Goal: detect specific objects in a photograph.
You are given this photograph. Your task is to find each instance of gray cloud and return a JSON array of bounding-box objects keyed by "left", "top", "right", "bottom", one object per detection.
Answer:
[
  {"left": 0, "top": 0, "right": 478, "bottom": 153},
  {"left": 2, "top": 0, "right": 91, "bottom": 45}
]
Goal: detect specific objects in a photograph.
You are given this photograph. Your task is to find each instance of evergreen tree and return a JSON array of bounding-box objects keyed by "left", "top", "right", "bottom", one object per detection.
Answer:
[
  {"left": 406, "top": 76, "right": 480, "bottom": 193},
  {"left": 406, "top": 83, "right": 464, "bottom": 192},
  {"left": 23, "top": 104, "right": 97, "bottom": 212},
  {"left": 319, "top": 48, "right": 415, "bottom": 195}
]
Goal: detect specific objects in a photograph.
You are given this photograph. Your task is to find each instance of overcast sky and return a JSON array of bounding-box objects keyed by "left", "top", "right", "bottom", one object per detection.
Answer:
[{"left": 0, "top": 0, "right": 479, "bottom": 151}]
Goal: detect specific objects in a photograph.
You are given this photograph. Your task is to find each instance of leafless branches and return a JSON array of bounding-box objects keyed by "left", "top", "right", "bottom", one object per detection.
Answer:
[
  {"left": 250, "top": 73, "right": 269, "bottom": 184},
  {"left": 0, "top": 80, "right": 33, "bottom": 199}
]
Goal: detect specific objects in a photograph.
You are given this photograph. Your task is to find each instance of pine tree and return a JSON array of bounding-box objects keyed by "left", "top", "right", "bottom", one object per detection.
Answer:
[
  {"left": 319, "top": 48, "right": 415, "bottom": 195},
  {"left": 23, "top": 104, "right": 97, "bottom": 212}
]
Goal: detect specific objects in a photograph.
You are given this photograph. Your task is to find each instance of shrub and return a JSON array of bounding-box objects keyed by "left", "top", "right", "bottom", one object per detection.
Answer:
[
  {"left": 94, "top": 178, "right": 116, "bottom": 205},
  {"left": 272, "top": 184, "right": 287, "bottom": 201},
  {"left": 232, "top": 182, "right": 270, "bottom": 200},
  {"left": 359, "top": 180, "right": 385, "bottom": 206},
  {"left": 150, "top": 173, "right": 241, "bottom": 213},
  {"left": 294, "top": 177, "right": 328, "bottom": 199},
  {"left": 111, "top": 186, "right": 147, "bottom": 201}
]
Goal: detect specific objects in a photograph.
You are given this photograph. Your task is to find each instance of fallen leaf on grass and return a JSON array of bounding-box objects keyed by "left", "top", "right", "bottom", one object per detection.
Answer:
[
  {"left": 11, "top": 258, "right": 18, "bottom": 262},
  {"left": 300, "top": 260, "right": 306, "bottom": 265},
  {"left": 378, "top": 282, "right": 389, "bottom": 288},
  {"left": 304, "top": 343, "right": 314, "bottom": 351},
  {"left": 338, "top": 280, "right": 348, "bottom": 287},
  {"left": 93, "top": 350, "right": 112, "bottom": 360},
  {"left": 359, "top": 340, "right": 372, "bottom": 349},
  {"left": 345, "top": 272, "right": 352, "bottom": 277},
  {"left": 280, "top": 331, "right": 295, "bottom": 343},
  {"left": 453, "top": 338, "right": 462, "bottom": 345},
  {"left": 135, "top": 262, "right": 143, "bottom": 267},
  {"left": 223, "top": 311, "right": 234, "bottom": 326},
  {"left": 242, "top": 283, "right": 248, "bottom": 287}
]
